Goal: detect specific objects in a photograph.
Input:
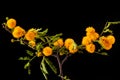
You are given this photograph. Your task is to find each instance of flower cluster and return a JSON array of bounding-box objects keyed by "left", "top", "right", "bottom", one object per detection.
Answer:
[
  {"left": 99, "top": 35, "right": 115, "bottom": 50},
  {"left": 2, "top": 17, "right": 118, "bottom": 80},
  {"left": 82, "top": 27, "right": 99, "bottom": 53},
  {"left": 82, "top": 26, "right": 115, "bottom": 53}
]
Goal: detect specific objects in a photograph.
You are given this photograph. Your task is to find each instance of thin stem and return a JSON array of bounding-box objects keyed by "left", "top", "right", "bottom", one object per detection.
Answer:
[
  {"left": 100, "top": 22, "right": 109, "bottom": 36},
  {"left": 52, "top": 53, "right": 71, "bottom": 80},
  {"left": 108, "top": 21, "right": 120, "bottom": 24},
  {"left": 62, "top": 54, "right": 71, "bottom": 65},
  {"left": 100, "top": 21, "right": 120, "bottom": 36},
  {"left": 28, "top": 55, "right": 36, "bottom": 63},
  {"left": 45, "top": 36, "right": 51, "bottom": 46},
  {"left": 56, "top": 54, "right": 63, "bottom": 79},
  {"left": 2, "top": 23, "right": 11, "bottom": 33},
  {"left": 52, "top": 54, "right": 63, "bottom": 80}
]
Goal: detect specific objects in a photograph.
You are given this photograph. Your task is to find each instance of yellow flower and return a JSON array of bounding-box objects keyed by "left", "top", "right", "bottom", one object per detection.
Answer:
[
  {"left": 7, "top": 18, "right": 16, "bottom": 29},
  {"left": 82, "top": 36, "right": 92, "bottom": 46},
  {"left": 99, "top": 36, "right": 112, "bottom": 50},
  {"left": 36, "top": 52, "right": 42, "bottom": 57},
  {"left": 25, "top": 29, "right": 37, "bottom": 41},
  {"left": 107, "top": 35, "right": 115, "bottom": 44},
  {"left": 53, "top": 38, "right": 64, "bottom": 47},
  {"left": 12, "top": 26, "right": 26, "bottom": 38},
  {"left": 86, "top": 32, "right": 99, "bottom": 41},
  {"left": 29, "top": 40, "right": 36, "bottom": 47},
  {"left": 86, "top": 43, "right": 95, "bottom": 53},
  {"left": 64, "top": 38, "right": 74, "bottom": 49},
  {"left": 69, "top": 43, "right": 78, "bottom": 54},
  {"left": 43, "top": 46, "right": 52, "bottom": 56},
  {"left": 85, "top": 26, "right": 95, "bottom": 33}
]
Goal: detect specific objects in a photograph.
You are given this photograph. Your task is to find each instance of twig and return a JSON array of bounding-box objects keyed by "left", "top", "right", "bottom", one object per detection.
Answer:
[
  {"left": 62, "top": 54, "right": 71, "bottom": 65},
  {"left": 2, "top": 23, "right": 11, "bottom": 33},
  {"left": 28, "top": 55, "right": 36, "bottom": 63},
  {"left": 52, "top": 54, "right": 63, "bottom": 80},
  {"left": 100, "top": 21, "right": 120, "bottom": 36}
]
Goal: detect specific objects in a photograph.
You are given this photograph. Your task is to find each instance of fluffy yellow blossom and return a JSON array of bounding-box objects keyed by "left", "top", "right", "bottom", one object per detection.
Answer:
[
  {"left": 107, "top": 35, "right": 115, "bottom": 44},
  {"left": 53, "top": 38, "right": 64, "bottom": 47},
  {"left": 99, "top": 36, "right": 112, "bottom": 50},
  {"left": 82, "top": 36, "right": 92, "bottom": 46},
  {"left": 86, "top": 43, "right": 95, "bottom": 53},
  {"left": 64, "top": 38, "right": 74, "bottom": 49},
  {"left": 69, "top": 43, "right": 78, "bottom": 54},
  {"left": 43, "top": 46, "right": 53, "bottom": 56},
  {"left": 85, "top": 26, "right": 95, "bottom": 33},
  {"left": 36, "top": 52, "right": 42, "bottom": 57},
  {"left": 86, "top": 32, "right": 99, "bottom": 41},
  {"left": 12, "top": 26, "right": 26, "bottom": 38},
  {"left": 7, "top": 18, "right": 16, "bottom": 29},
  {"left": 25, "top": 28, "right": 37, "bottom": 41},
  {"left": 64, "top": 38, "right": 75, "bottom": 49},
  {"left": 29, "top": 40, "right": 36, "bottom": 47}
]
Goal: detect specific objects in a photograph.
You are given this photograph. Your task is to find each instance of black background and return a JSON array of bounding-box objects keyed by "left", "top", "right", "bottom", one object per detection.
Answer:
[{"left": 0, "top": 13, "right": 120, "bottom": 80}]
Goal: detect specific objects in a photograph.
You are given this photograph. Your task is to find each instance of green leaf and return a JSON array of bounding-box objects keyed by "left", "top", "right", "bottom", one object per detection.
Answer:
[
  {"left": 38, "top": 28, "right": 48, "bottom": 36},
  {"left": 26, "top": 50, "right": 34, "bottom": 56},
  {"left": 28, "top": 67, "right": 31, "bottom": 75},
  {"left": 104, "top": 21, "right": 120, "bottom": 30},
  {"left": 42, "top": 28, "right": 48, "bottom": 34},
  {"left": 52, "top": 37, "right": 60, "bottom": 43},
  {"left": 45, "top": 36, "right": 51, "bottom": 45},
  {"left": 18, "top": 57, "right": 30, "bottom": 60},
  {"left": 55, "top": 33, "right": 63, "bottom": 37},
  {"left": 58, "top": 75, "right": 70, "bottom": 80},
  {"left": 40, "top": 57, "right": 49, "bottom": 80},
  {"left": 100, "top": 52, "right": 108, "bottom": 56},
  {"left": 36, "top": 42, "right": 43, "bottom": 51},
  {"left": 36, "top": 28, "right": 42, "bottom": 32},
  {"left": 108, "top": 30, "right": 113, "bottom": 33},
  {"left": 108, "top": 21, "right": 120, "bottom": 25},
  {"left": 96, "top": 52, "right": 108, "bottom": 56},
  {"left": 39, "top": 37, "right": 46, "bottom": 42},
  {"left": 24, "top": 62, "right": 30, "bottom": 69},
  {"left": 41, "top": 70, "right": 48, "bottom": 80},
  {"left": 103, "top": 29, "right": 113, "bottom": 33},
  {"left": 40, "top": 57, "right": 48, "bottom": 74},
  {"left": 19, "top": 38, "right": 25, "bottom": 45},
  {"left": 44, "top": 57, "right": 57, "bottom": 74},
  {"left": 50, "top": 33, "right": 63, "bottom": 41},
  {"left": 104, "top": 22, "right": 111, "bottom": 29},
  {"left": 63, "top": 75, "right": 70, "bottom": 80}
]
